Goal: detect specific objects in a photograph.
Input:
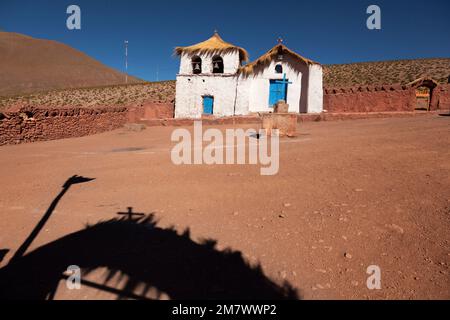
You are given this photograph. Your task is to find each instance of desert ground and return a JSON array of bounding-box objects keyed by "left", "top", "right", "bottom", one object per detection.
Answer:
[{"left": 0, "top": 115, "right": 449, "bottom": 300}]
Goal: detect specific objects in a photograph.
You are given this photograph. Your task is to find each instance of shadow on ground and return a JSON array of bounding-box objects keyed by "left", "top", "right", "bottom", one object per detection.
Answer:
[
  {"left": 0, "top": 250, "right": 9, "bottom": 263},
  {"left": 0, "top": 176, "right": 299, "bottom": 300}
]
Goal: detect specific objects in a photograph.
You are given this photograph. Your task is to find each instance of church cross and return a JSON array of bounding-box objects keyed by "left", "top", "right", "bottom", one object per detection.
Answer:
[
  {"left": 117, "top": 207, "right": 145, "bottom": 220},
  {"left": 275, "top": 73, "right": 293, "bottom": 101}
]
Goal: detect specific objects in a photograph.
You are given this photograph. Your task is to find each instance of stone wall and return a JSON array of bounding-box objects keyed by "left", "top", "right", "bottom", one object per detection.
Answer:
[
  {"left": 323, "top": 84, "right": 450, "bottom": 113},
  {"left": 0, "top": 106, "right": 127, "bottom": 145},
  {"left": 2, "top": 84, "right": 449, "bottom": 146}
]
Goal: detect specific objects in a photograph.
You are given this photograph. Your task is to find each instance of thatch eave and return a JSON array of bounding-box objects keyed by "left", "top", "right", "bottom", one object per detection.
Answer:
[
  {"left": 174, "top": 33, "right": 249, "bottom": 62},
  {"left": 406, "top": 76, "right": 439, "bottom": 88},
  {"left": 239, "top": 44, "right": 320, "bottom": 76}
]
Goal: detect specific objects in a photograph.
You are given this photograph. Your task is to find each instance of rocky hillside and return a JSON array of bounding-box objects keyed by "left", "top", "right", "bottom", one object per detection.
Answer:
[
  {"left": 323, "top": 58, "right": 450, "bottom": 88},
  {"left": 0, "top": 81, "right": 175, "bottom": 111}
]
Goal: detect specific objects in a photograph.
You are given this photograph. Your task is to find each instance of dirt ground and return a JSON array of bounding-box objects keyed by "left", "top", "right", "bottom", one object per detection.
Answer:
[{"left": 0, "top": 115, "right": 449, "bottom": 300}]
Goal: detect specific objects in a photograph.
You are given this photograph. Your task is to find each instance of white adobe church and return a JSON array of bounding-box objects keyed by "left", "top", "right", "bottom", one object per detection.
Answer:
[{"left": 174, "top": 32, "right": 323, "bottom": 118}]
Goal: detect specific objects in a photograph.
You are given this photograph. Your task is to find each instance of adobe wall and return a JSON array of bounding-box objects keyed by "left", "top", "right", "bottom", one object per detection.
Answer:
[
  {"left": 127, "top": 102, "right": 174, "bottom": 122},
  {"left": 323, "top": 84, "right": 450, "bottom": 113},
  {"left": 0, "top": 106, "right": 128, "bottom": 146},
  {"left": 435, "top": 84, "right": 450, "bottom": 110},
  {"left": 242, "top": 55, "right": 305, "bottom": 114},
  {"left": 323, "top": 84, "right": 415, "bottom": 113},
  {"left": 175, "top": 74, "right": 239, "bottom": 118},
  {"left": 1, "top": 84, "right": 447, "bottom": 146}
]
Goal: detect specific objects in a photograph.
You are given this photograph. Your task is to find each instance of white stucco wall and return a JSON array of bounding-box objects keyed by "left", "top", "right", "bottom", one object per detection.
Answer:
[
  {"left": 179, "top": 51, "right": 240, "bottom": 75},
  {"left": 307, "top": 64, "right": 324, "bottom": 113},
  {"left": 239, "top": 58, "right": 304, "bottom": 114},
  {"left": 175, "top": 51, "right": 242, "bottom": 119},
  {"left": 175, "top": 51, "right": 323, "bottom": 118},
  {"left": 175, "top": 75, "right": 239, "bottom": 118},
  {"left": 234, "top": 77, "right": 251, "bottom": 115}
]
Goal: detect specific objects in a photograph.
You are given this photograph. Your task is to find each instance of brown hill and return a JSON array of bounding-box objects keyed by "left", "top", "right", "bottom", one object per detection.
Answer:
[
  {"left": 324, "top": 58, "right": 450, "bottom": 88},
  {"left": 0, "top": 32, "right": 141, "bottom": 97}
]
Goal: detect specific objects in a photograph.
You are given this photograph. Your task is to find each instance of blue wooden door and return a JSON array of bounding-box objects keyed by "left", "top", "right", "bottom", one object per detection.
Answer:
[
  {"left": 269, "top": 80, "right": 287, "bottom": 107},
  {"left": 203, "top": 96, "right": 214, "bottom": 114}
]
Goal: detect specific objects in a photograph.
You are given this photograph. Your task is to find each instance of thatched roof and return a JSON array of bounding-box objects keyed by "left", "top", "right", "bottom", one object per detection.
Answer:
[
  {"left": 174, "top": 32, "right": 249, "bottom": 62},
  {"left": 239, "top": 44, "right": 320, "bottom": 75},
  {"left": 406, "top": 76, "right": 439, "bottom": 88}
]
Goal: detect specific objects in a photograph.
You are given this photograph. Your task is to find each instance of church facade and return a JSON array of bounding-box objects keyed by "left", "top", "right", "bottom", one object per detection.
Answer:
[{"left": 174, "top": 33, "right": 323, "bottom": 119}]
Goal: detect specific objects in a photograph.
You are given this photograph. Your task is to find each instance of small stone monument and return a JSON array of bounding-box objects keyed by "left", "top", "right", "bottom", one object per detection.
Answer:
[
  {"left": 273, "top": 100, "right": 289, "bottom": 113},
  {"left": 262, "top": 100, "right": 297, "bottom": 137}
]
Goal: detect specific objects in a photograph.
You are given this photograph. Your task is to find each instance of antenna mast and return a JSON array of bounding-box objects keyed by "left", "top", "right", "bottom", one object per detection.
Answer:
[{"left": 124, "top": 40, "right": 129, "bottom": 84}]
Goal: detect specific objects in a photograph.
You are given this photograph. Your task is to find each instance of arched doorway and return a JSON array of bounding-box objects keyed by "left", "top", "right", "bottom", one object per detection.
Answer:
[
  {"left": 408, "top": 77, "right": 439, "bottom": 111},
  {"left": 415, "top": 86, "right": 431, "bottom": 111}
]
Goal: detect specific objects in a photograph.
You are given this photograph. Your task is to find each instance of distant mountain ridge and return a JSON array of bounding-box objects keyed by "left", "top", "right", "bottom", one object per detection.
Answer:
[
  {"left": 0, "top": 32, "right": 141, "bottom": 96},
  {"left": 324, "top": 58, "right": 450, "bottom": 88}
]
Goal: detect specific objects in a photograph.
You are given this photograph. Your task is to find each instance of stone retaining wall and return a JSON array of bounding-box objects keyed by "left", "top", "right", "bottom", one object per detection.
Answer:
[
  {"left": 323, "top": 84, "right": 450, "bottom": 113},
  {"left": 127, "top": 102, "right": 174, "bottom": 122},
  {"left": 0, "top": 106, "right": 127, "bottom": 145}
]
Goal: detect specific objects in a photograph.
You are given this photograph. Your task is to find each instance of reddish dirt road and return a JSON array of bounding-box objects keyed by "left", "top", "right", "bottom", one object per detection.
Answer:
[{"left": 0, "top": 115, "right": 449, "bottom": 299}]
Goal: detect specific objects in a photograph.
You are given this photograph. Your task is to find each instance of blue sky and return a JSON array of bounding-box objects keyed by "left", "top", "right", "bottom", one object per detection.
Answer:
[{"left": 1, "top": 0, "right": 449, "bottom": 81}]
